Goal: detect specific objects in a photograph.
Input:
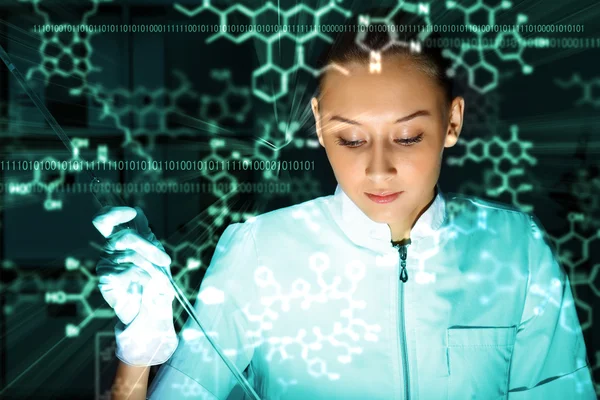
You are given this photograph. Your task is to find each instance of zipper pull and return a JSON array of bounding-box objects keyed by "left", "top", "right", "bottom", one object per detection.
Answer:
[
  {"left": 399, "top": 245, "right": 408, "bottom": 283},
  {"left": 391, "top": 239, "right": 411, "bottom": 283}
]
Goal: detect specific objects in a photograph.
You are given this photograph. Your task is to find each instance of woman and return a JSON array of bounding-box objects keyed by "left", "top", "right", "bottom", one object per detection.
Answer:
[{"left": 93, "top": 8, "right": 596, "bottom": 400}]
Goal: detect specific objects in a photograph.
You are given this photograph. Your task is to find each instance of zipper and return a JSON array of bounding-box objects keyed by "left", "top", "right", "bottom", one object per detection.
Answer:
[
  {"left": 392, "top": 241, "right": 411, "bottom": 400},
  {"left": 398, "top": 244, "right": 408, "bottom": 282}
]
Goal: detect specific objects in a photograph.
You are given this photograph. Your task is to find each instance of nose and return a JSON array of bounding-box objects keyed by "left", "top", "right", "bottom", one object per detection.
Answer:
[{"left": 365, "top": 143, "right": 397, "bottom": 183}]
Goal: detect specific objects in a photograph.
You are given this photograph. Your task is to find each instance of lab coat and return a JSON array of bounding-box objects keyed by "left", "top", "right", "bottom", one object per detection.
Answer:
[{"left": 147, "top": 183, "right": 596, "bottom": 399}]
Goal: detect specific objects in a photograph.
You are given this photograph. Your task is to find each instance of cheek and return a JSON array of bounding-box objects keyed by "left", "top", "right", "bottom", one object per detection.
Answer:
[
  {"left": 330, "top": 153, "right": 362, "bottom": 182},
  {"left": 327, "top": 147, "right": 357, "bottom": 169},
  {"left": 401, "top": 145, "right": 441, "bottom": 169}
]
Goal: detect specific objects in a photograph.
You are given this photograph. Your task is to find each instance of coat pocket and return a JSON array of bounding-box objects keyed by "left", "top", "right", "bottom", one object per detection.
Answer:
[{"left": 447, "top": 326, "right": 517, "bottom": 399}]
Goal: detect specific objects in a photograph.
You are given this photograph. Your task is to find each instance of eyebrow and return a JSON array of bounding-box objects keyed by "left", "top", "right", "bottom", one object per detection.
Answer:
[{"left": 329, "top": 110, "right": 432, "bottom": 125}]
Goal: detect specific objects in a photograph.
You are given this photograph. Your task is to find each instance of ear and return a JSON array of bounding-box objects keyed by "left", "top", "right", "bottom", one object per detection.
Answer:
[
  {"left": 311, "top": 97, "right": 325, "bottom": 147},
  {"left": 444, "top": 96, "right": 465, "bottom": 148}
]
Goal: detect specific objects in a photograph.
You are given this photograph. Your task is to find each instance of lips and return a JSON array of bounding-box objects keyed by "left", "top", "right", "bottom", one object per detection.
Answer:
[
  {"left": 366, "top": 190, "right": 401, "bottom": 196},
  {"left": 365, "top": 191, "right": 403, "bottom": 204},
  {"left": 369, "top": 192, "right": 396, "bottom": 196}
]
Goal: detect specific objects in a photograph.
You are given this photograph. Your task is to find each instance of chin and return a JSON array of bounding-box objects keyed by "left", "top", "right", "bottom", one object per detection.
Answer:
[
  {"left": 368, "top": 216, "right": 391, "bottom": 224},
  {"left": 363, "top": 208, "right": 395, "bottom": 223}
]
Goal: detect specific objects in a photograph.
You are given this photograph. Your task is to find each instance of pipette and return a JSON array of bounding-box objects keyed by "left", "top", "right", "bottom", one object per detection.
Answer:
[{"left": 0, "top": 44, "right": 261, "bottom": 400}]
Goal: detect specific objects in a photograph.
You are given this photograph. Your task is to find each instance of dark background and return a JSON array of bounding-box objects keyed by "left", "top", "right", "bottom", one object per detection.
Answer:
[{"left": 0, "top": 0, "right": 598, "bottom": 398}]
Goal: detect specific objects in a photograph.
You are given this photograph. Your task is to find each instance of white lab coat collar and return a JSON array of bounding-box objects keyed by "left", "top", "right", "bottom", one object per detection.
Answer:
[{"left": 329, "top": 183, "right": 447, "bottom": 251}]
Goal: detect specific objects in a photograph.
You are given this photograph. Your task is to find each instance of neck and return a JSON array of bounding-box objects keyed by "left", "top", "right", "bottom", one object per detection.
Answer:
[{"left": 388, "top": 185, "right": 437, "bottom": 242}]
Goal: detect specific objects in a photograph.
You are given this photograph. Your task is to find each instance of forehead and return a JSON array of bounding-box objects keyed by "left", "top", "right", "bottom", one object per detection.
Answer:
[{"left": 319, "top": 56, "right": 443, "bottom": 117}]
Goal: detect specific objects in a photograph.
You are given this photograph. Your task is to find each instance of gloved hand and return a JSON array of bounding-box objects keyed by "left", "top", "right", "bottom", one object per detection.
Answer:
[{"left": 92, "top": 206, "right": 179, "bottom": 366}]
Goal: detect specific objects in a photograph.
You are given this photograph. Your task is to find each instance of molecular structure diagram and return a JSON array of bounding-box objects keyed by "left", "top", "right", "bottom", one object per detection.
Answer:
[
  {"left": 443, "top": 0, "right": 544, "bottom": 93},
  {"left": 568, "top": 168, "right": 600, "bottom": 229},
  {"left": 353, "top": 2, "right": 432, "bottom": 74},
  {"left": 543, "top": 212, "right": 600, "bottom": 332},
  {"left": 240, "top": 252, "right": 382, "bottom": 380},
  {"left": 462, "top": 89, "right": 502, "bottom": 136},
  {"left": 76, "top": 69, "right": 252, "bottom": 150},
  {"left": 171, "top": 376, "right": 216, "bottom": 398},
  {"left": 200, "top": 69, "right": 252, "bottom": 126},
  {"left": 173, "top": 0, "right": 436, "bottom": 102},
  {"left": 8, "top": 68, "right": 256, "bottom": 213},
  {"left": 554, "top": 73, "right": 600, "bottom": 108},
  {"left": 447, "top": 125, "right": 537, "bottom": 211},
  {"left": 21, "top": 0, "right": 111, "bottom": 92},
  {"left": 6, "top": 137, "right": 104, "bottom": 211},
  {"left": 43, "top": 233, "right": 223, "bottom": 338},
  {"left": 175, "top": 0, "right": 354, "bottom": 103}
]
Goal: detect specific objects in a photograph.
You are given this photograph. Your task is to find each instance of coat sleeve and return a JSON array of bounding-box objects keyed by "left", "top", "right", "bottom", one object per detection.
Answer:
[
  {"left": 507, "top": 214, "right": 596, "bottom": 399},
  {"left": 147, "top": 222, "right": 259, "bottom": 400}
]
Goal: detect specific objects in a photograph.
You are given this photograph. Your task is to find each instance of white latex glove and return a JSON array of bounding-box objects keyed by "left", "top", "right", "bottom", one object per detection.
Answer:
[{"left": 92, "top": 206, "right": 179, "bottom": 366}]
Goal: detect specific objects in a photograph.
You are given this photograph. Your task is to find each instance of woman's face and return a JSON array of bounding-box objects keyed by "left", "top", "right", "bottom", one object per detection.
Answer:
[{"left": 311, "top": 55, "right": 465, "bottom": 239}]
